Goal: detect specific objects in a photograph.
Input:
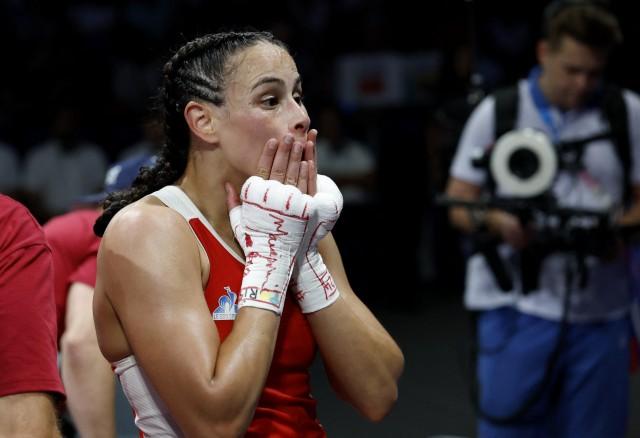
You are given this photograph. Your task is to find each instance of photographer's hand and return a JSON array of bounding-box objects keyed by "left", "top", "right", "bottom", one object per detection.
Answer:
[
  {"left": 615, "top": 185, "right": 640, "bottom": 226},
  {"left": 486, "top": 210, "right": 531, "bottom": 250},
  {"left": 605, "top": 185, "right": 640, "bottom": 260},
  {"left": 446, "top": 177, "right": 532, "bottom": 249}
]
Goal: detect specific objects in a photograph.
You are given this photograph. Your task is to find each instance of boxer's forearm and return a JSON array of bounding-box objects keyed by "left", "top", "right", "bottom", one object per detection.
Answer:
[{"left": 307, "top": 235, "right": 404, "bottom": 421}]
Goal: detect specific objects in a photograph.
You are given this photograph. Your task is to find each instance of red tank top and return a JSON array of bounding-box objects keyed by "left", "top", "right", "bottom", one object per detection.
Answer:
[
  {"left": 158, "top": 186, "right": 325, "bottom": 437},
  {"left": 43, "top": 209, "right": 101, "bottom": 342}
]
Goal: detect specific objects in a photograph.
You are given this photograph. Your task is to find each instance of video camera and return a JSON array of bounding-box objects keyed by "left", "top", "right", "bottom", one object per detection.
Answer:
[{"left": 438, "top": 128, "right": 638, "bottom": 293}]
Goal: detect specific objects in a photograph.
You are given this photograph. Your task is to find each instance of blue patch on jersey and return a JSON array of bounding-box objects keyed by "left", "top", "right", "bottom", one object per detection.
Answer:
[{"left": 213, "top": 287, "right": 238, "bottom": 320}]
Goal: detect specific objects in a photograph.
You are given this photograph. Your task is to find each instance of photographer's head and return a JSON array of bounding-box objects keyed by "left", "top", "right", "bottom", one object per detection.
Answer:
[{"left": 537, "top": 1, "right": 622, "bottom": 110}]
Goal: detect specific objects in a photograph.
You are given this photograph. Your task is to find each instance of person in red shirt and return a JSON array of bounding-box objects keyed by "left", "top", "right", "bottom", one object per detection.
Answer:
[
  {"left": 92, "top": 31, "right": 404, "bottom": 437},
  {"left": 44, "top": 154, "right": 154, "bottom": 438},
  {"left": 0, "top": 194, "right": 65, "bottom": 436}
]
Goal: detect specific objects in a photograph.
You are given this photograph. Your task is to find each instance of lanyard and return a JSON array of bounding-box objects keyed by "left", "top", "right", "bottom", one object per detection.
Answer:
[{"left": 528, "top": 67, "right": 561, "bottom": 143}]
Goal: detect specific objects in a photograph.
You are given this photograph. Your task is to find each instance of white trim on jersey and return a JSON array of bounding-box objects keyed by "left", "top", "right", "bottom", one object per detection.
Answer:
[
  {"left": 113, "top": 355, "right": 181, "bottom": 437},
  {"left": 152, "top": 185, "right": 244, "bottom": 264}
]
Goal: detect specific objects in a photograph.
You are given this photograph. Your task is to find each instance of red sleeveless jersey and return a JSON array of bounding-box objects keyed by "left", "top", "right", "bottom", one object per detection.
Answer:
[{"left": 185, "top": 198, "right": 325, "bottom": 436}]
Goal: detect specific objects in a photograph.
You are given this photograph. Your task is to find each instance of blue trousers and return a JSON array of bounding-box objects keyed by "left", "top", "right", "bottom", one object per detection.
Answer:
[{"left": 476, "top": 307, "right": 630, "bottom": 438}]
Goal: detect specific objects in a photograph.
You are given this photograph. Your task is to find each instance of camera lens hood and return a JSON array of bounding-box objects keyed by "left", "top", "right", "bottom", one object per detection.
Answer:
[{"left": 490, "top": 128, "right": 557, "bottom": 197}]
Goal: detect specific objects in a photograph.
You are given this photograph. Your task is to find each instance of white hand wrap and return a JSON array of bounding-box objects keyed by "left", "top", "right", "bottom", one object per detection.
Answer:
[
  {"left": 230, "top": 176, "right": 311, "bottom": 315},
  {"left": 291, "top": 175, "right": 344, "bottom": 313}
]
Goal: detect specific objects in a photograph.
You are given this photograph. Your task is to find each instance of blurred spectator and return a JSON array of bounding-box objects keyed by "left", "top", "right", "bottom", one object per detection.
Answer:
[
  {"left": 0, "top": 194, "right": 65, "bottom": 436},
  {"left": 22, "top": 107, "right": 107, "bottom": 219},
  {"left": 44, "top": 153, "right": 155, "bottom": 438},
  {"left": 315, "top": 105, "right": 376, "bottom": 204},
  {"left": 315, "top": 104, "right": 384, "bottom": 305}
]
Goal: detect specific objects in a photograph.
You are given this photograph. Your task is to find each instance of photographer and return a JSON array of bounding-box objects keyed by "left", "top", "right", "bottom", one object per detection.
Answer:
[{"left": 445, "top": 2, "right": 640, "bottom": 436}]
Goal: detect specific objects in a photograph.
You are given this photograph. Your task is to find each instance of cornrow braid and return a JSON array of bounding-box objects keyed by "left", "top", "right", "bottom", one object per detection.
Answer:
[{"left": 94, "top": 31, "right": 286, "bottom": 237}]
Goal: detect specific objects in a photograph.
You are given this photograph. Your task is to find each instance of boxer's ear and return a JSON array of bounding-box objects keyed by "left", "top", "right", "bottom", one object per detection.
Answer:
[{"left": 184, "top": 101, "right": 218, "bottom": 144}]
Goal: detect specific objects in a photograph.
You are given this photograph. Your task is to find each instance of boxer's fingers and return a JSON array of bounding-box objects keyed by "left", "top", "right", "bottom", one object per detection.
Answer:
[
  {"left": 269, "top": 134, "right": 294, "bottom": 183},
  {"left": 255, "top": 138, "right": 278, "bottom": 179},
  {"left": 285, "top": 141, "right": 304, "bottom": 186}
]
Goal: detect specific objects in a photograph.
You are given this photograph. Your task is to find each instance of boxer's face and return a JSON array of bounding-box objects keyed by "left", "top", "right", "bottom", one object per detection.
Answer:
[{"left": 213, "top": 42, "right": 310, "bottom": 177}]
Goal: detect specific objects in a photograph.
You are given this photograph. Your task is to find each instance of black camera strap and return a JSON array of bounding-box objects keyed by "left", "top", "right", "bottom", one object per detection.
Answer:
[
  {"left": 601, "top": 85, "right": 632, "bottom": 204},
  {"left": 494, "top": 85, "right": 519, "bottom": 140}
]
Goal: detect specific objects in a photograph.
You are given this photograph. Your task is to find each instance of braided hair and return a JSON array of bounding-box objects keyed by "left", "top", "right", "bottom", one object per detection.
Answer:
[{"left": 95, "top": 31, "right": 285, "bottom": 236}]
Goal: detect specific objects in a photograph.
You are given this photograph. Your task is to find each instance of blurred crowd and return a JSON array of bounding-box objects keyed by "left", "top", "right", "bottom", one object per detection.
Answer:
[{"left": 1, "top": 0, "right": 638, "bottom": 299}]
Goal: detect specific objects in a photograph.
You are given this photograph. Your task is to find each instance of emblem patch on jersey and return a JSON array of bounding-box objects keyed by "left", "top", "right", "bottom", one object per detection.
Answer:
[{"left": 212, "top": 287, "right": 238, "bottom": 320}]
